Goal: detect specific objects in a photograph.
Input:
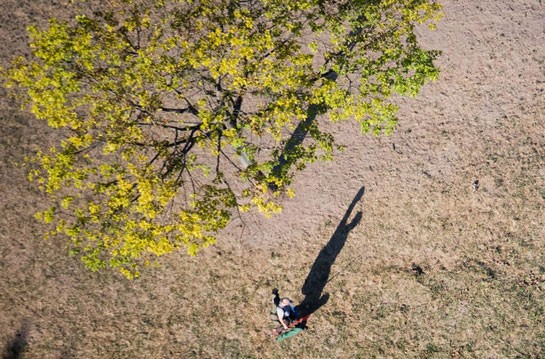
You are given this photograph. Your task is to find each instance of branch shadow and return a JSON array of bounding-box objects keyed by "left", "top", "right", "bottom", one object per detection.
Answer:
[
  {"left": 2, "top": 320, "right": 30, "bottom": 359},
  {"left": 296, "top": 186, "right": 365, "bottom": 317}
]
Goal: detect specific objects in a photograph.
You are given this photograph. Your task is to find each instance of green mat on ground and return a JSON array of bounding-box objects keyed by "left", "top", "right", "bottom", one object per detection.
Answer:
[{"left": 276, "top": 328, "right": 303, "bottom": 342}]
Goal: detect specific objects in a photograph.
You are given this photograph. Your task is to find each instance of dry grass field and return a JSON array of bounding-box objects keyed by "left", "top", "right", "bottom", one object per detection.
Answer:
[{"left": 1, "top": 0, "right": 544, "bottom": 358}]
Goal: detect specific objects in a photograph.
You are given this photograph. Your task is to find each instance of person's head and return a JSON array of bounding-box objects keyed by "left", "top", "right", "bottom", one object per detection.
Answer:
[{"left": 281, "top": 298, "right": 291, "bottom": 307}]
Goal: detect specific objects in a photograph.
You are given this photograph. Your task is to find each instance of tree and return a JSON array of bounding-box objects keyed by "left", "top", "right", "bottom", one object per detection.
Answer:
[{"left": 5, "top": 0, "right": 442, "bottom": 278}]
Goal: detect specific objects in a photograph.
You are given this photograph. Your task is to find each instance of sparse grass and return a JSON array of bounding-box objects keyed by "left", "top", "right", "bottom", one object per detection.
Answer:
[
  {"left": 2, "top": 0, "right": 545, "bottom": 358},
  {"left": 2, "top": 161, "right": 545, "bottom": 358}
]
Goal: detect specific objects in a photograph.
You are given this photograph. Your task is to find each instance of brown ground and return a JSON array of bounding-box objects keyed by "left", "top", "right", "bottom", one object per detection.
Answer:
[{"left": 1, "top": 0, "right": 544, "bottom": 358}]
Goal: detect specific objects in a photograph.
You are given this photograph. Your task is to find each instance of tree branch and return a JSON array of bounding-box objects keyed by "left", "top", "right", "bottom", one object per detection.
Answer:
[{"left": 160, "top": 106, "right": 198, "bottom": 116}]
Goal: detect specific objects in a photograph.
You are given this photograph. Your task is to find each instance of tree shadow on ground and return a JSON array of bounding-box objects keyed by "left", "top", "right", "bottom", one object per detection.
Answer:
[
  {"left": 296, "top": 186, "right": 365, "bottom": 317},
  {"left": 2, "top": 320, "right": 29, "bottom": 359}
]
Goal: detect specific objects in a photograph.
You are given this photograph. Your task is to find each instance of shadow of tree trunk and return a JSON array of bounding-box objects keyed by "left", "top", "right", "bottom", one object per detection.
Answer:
[
  {"left": 2, "top": 320, "right": 29, "bottom": 359},
  {"left": 269, "top": 103, "right": 325, "bottom": 183},
  {"left": 296, "top": 186, "right": 365, "bottom": 317},
  {"left": 269, "top": 71, "right": 339, "bottom": 188}
]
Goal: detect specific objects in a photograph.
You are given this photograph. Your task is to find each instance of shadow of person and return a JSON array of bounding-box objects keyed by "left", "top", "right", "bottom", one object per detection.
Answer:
[
  {"left": 296, "top": 186, "right": 365, "bottom": 317},
  {"left": 2, "top": 320, "right": 29, "bottom": 359}
]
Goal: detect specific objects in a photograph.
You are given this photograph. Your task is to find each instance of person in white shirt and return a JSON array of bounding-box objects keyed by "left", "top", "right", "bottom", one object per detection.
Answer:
[{"left": 271, "top": 288, "right": 298, "bottom": 330}]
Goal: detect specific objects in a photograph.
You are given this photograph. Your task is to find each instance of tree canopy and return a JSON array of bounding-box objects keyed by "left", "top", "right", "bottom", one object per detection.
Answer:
[{"left": 5, "top": 0, "right": 441, "bottom": 278}]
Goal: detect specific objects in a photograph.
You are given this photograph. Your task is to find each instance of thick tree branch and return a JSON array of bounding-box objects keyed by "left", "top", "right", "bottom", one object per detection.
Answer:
[{"left": 160, "top": 106, "right": 198, "bottom": 116}]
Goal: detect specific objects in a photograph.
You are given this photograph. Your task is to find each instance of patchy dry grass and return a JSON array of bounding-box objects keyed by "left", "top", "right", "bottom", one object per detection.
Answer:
[{"left": 2, "top": 0, "right": 545, "bottom": 358}]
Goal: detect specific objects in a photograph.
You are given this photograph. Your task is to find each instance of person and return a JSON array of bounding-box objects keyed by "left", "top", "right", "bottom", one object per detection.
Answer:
[{"left": 271, "top": 288, "right": 298, "bottom": 330}]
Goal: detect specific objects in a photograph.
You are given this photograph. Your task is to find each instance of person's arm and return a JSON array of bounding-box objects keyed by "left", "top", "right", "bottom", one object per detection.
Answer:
[
  {"left": 279, "top": 316, "right": 289, "bottom": 330},
  {"left": 277, "top": 308, "right": 289, "bottom": 329}
]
